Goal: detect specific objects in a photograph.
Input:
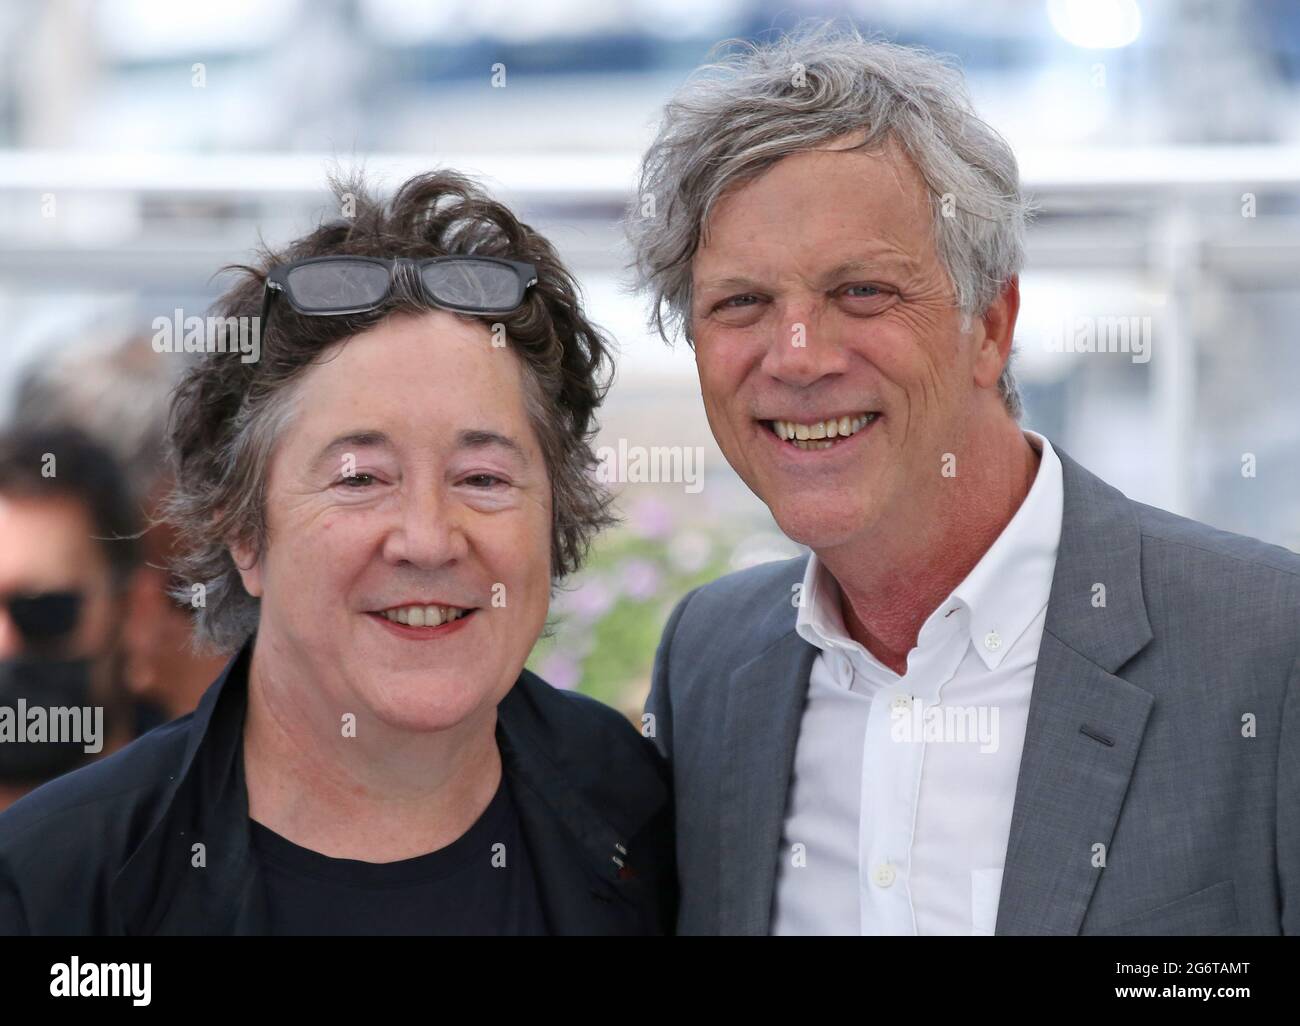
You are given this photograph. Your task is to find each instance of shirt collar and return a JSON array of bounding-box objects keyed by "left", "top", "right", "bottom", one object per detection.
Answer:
[
  {"left": 951, "top": 430, "right": 1063, "bottom": 668},
  {"left": 794, "top": 430, "right": 1064, "bottom": 675}
]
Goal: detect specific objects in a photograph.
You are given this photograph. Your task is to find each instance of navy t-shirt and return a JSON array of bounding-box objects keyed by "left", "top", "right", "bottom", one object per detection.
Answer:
[{"left": 248, "top": 774, "right": 549, "bottom": 935}]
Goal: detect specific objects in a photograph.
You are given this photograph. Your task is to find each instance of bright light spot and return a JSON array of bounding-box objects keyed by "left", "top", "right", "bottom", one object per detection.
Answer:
[{"left": 1047, "top": 0, "right": 1142, "bottom": 50}]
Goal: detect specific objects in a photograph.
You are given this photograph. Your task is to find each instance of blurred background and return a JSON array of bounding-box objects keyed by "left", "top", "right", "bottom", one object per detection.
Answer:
[{"left": 0, "top": 0, "right": 1297, "bottom": 727}]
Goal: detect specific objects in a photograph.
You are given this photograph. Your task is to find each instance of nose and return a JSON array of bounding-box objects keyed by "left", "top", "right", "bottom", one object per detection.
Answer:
[
  {"left": 380, "top": 481, "right": 470, "bottom": 570},
  {"left": 758, "top": 296, "right": 849, "bottom": 389}
]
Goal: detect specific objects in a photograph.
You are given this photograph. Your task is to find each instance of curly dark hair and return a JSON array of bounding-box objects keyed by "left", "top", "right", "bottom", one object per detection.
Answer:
[
  {"left": 164, "top": 169, "right": 615, "bottom": 651},
  {"left": 0, "top": 425, "right": 140, "bottom": 590}
]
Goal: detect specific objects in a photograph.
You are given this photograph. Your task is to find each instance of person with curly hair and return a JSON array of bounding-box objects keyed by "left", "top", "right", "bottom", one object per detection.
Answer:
[{"left": 0, "top": 170, "right": 675, "bottom": 936}]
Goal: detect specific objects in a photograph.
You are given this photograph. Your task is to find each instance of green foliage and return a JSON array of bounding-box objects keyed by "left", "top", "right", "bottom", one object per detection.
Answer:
[{"left": 526, "top": 526, "right": 734, "bottom": 710}]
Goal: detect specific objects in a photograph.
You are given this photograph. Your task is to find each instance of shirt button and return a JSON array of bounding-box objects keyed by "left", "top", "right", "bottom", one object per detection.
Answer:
[
  {"left": 872, "top": 863, "right": 896, "bottom": 888},
  {"left": 832, "top": 652, "right": 853, "bottom": 684},
  {"left": 984, "top": 631, "right": 1002, "bottom": 652},
  {"left": 890, "top": 694, "right": 912, "bottom": 713}
]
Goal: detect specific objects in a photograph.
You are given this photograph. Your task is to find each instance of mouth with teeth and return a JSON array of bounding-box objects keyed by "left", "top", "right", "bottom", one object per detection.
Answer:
[
  {"left": 368, "top": 602, "right": 477, "bottom": 637},
  {"left": 764, "top": 412, "right": 880, "bottom": 451}
]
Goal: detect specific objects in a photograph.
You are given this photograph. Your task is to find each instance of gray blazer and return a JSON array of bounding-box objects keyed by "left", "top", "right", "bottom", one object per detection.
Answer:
[{"left": 647, "top": 444, "right": 1300, "bottom": 935}]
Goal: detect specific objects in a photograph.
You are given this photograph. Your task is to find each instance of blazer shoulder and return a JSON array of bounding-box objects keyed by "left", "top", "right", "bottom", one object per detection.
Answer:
[
  {"left": 511, "top": 669, "right": 640, "bottom": 744},
  {"left": 658, "top": 554, "right": 808, "bottom": 665},
  {"left": 0, "top": 714, "right": 193, "bottom": 855},
  {"left": 1129, "top": 501, "right": 1300, "bottom": 672},
  {"left": 672, "top": 554, "right": 808, "bottom": 626},
  {"left": 1132, "top": 500, "right": 1300, "bottom": 584},
  {"left": 506, "top": 670, "right": 665, "bottom": 787}
]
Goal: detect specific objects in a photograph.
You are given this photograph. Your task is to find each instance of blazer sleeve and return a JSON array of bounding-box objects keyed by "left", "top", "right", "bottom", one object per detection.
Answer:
[
  {"left": 646, "top": 586, "right": 701, "bottom": 768},
  {"left": 1279, "top": 653, "right": 1300, "bottom": 935},
  {"left": 0, "top": 855, "right": 30, "bottom": 935}
]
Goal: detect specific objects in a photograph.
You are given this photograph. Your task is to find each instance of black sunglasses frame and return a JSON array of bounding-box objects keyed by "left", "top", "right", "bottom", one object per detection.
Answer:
[
  {"left": 258, "top": 255, "right": 539, "bottom": 336},
  {"left": 0, "top": 590, "right": 82, "bottom": 643}
]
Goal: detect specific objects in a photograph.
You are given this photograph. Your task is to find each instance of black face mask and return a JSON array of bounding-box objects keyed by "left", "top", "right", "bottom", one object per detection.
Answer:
[{"left": 0, "top": 656, "right": 97, "bottom": 784}]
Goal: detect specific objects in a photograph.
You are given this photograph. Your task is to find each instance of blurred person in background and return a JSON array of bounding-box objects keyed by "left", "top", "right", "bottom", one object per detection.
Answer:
[
  {"left": 631, "top": 25, "right": 1299, "bottom": 935},
  {"left": 13, "top": 332, "right": 226, "bottom": 721},
  {"left": 0, "top": 427, "right": 140, "bottom": 811},
  {"left": 0, "top": 170, "right": 674, "bottom": 935}
]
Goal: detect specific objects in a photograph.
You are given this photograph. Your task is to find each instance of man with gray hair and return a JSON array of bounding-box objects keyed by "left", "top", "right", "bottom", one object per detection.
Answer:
[{"left": 632, "top": 25, "right": 1299, "bottom": 935}]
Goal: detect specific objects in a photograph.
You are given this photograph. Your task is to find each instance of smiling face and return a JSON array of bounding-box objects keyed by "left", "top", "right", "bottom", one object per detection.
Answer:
[
  {"left": 690, "top": 136, "right": 1011, "bottom": 555},
  {"left": 232, "top": 309, "right": 553, "bottom": 733}
]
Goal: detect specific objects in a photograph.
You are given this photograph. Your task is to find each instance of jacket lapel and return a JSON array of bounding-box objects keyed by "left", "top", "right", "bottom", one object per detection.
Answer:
[
  {"left": 994, "top": 633, "right": 1154, "bottom": 934},
  {"left": 507, "top": 770, "right": 642, "bottom": 935},
  {"left": 112, "top": 641, "right": 268, "bottom": 935},
  {"left": 496, "top": 673, "right": 670, "bottom": 935},
  {"left": 996, "top": 446, "right": 1155, "bottom": 935},
  {"left": 719, "top": 626, "right": 817, "bottom": 935}
]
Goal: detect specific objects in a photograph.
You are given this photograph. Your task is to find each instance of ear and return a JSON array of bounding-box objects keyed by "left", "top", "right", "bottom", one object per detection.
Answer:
[
  {"left": 228, "top": 537, "right": 265, "bottom": 598},
  {"left": 970, "top": 276, "right": 1020, "bottom": 392}
]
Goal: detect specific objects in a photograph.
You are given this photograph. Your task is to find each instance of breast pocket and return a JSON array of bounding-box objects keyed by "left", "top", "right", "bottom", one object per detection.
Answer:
[
  {"left": 1088, "top": 880, "right": 1239, "bottom": 936},
  {"left": 970, "top": 867, "right": 1003, "bottom": 936}
]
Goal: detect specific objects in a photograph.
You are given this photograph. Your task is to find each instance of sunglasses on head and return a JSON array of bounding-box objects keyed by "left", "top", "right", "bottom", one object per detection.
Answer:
[{"left": 259, "top": 255, "right": 539, "bottom": 337}]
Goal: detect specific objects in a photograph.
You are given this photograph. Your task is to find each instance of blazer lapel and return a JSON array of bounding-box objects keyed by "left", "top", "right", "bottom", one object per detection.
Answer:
[
  {"left": 995, "top": 632, "right": 1154, "bottom": 934},
  {"left": 719, "top": 628, "right": 817, "bottom": 935},
  {"left": 496, "top": 677, "right": 666, "bottom": 935},
  {"left": 112, "top": 642, "right": 268, "bottom": 935},
  {"left": 507, "top": 769, "right": 641, "bottom": 935},
  {"left": 996, "top": 446, "right": 1156, "bottom": 935}
]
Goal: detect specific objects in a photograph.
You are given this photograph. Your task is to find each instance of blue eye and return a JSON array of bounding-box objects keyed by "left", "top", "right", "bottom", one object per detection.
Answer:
[{"left": 844, "top": 284, "right": 883, "bottom": 297}]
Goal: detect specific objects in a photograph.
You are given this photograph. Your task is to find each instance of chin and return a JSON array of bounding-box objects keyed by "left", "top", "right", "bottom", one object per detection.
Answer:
[
  {"left": 365, "top": 675, "right": 495, "bottom": 734},
  {"left": 771, "top": 500, "right": 879, "bottom": 553}
]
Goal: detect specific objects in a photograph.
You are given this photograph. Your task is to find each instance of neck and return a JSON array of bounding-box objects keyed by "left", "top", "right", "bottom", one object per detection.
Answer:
[
  {"left": 242, "top": 634, "right": 501, "bottom": 861},
  {"left": 820, "top": 418, "right": 1041, "bottom": 675}
]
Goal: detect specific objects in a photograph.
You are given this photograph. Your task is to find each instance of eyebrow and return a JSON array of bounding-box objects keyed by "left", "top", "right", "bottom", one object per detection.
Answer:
[
  {"left": 816, "top": 258, "right": 918, "bottom": 285},
  {"left": 696, "top": 256, "right": 919, "bottom": 295},
  {"left": 311, "top": 428, "right": 530, "bottom": 471},
  {"left": 456, "top": 429, "right": 530, "bottom": 464},
  {"left": 695, "top": 275, "right": 765, "bottom": 295},
  {"left": 313, "top": 431, "right": 391, "bottom": 470}
]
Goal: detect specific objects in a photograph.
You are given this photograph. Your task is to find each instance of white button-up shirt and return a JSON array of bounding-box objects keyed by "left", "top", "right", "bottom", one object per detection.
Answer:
[{"left": 771, "top": 431, "right": 1064, "bottom": 935}]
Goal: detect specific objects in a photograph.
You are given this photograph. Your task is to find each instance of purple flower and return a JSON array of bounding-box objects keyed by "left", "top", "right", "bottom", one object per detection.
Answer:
[
  {"left": 629, "top": 497, "right": 674, "bottom": 540},
  {"left": 617, "top": 558, "right": 661, "bottom": 600},
  {"left": 561, "top": 576, "right": 614, "bottom": 621},
  {"left": 538, "top": 652, "right": 581, "bottom": 691}
]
